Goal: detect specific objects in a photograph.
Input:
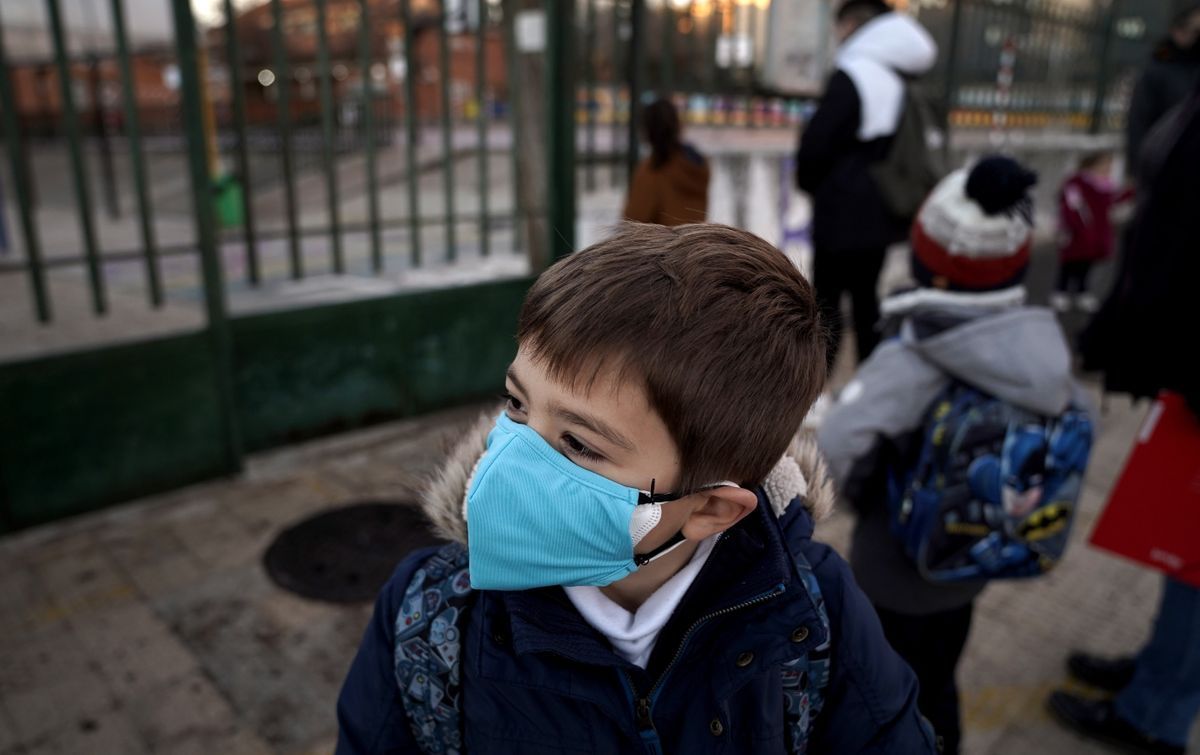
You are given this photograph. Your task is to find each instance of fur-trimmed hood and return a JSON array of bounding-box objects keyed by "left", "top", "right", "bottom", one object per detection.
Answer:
[{"left": 421, "top": 409, "right": 836, "bottom": 545}]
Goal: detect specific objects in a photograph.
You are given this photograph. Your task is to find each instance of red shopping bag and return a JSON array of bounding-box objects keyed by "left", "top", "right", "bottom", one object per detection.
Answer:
[{"left": 1089, "top": 392, "right": 1200, "bottom": 588}]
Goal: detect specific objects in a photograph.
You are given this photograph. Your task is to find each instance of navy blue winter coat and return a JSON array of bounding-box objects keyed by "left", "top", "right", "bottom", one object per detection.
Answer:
[{"left": 335, "top": 421, "right": 937, "bottom": 754}]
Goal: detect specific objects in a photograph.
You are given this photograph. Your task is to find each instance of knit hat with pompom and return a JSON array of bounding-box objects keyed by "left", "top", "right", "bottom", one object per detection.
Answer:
[{"left": 910, "top": 155, "right": 1038, "bottom": 291}]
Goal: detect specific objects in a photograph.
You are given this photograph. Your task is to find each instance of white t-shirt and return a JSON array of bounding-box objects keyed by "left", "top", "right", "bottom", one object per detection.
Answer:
[{"left": 564, "top": 535, "right": 719, "bottom": 669}]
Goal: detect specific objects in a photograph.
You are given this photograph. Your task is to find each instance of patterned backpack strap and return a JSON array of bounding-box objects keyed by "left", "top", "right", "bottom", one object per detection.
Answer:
[
  {"left": 393, "top": 542, "right": 473, "bottom": 755},
  {"left": 780, "top": 540, "right": 833, "bottom": 755}
]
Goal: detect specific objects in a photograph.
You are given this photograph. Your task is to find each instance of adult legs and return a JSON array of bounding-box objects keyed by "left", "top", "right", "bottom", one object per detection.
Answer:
[
  {"left": 846, "top": 246, "right": 888, "bottom": 363},
  {"left": 874, "top": 603, "right": 975, "bottom": 755},
  {"left": 812, "top": 246, "right": 849, "bottom": 373},
  {"left": 1114, "top": 578, "right": 1200, "bottom": 747}
]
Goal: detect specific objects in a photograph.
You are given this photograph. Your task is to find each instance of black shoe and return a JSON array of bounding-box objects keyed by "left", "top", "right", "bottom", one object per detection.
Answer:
[
  {"left": 1047, "top": 691, "right": 1183, "bottom": 755},
  {"left": 1067, "top": 652, "right": 1137, "bottom": 692}
]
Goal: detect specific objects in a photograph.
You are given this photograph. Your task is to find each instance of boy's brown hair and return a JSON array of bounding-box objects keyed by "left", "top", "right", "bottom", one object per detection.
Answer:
[{"left": 517, "top": 223, "right": 825, "bottom": 492}]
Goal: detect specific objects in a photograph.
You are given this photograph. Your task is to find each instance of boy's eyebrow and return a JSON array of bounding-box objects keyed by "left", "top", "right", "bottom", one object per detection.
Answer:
[
  {"left": 506, "top": 364, "right": 636, "bottom": 452},
  {"left": 552, "top": 407, "right": 636, "bottom": 452},
  {"left": 505, "top": 366, "right": 526, "bottom": 395}
]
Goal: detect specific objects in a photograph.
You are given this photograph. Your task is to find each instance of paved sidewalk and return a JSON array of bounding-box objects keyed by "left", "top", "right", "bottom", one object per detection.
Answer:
[{"left": 1, "top": 389, "right": 1196, "bottom": 754}]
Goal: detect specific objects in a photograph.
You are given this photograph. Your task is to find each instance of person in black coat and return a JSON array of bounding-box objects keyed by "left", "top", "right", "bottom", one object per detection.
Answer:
[
  {"left": 1079, "top": 78, "right": 1200, "bottom": 415},
  {"left": 1051, "top": 80, "right": 1200, "bottom": 755},
  {"left": 1125, "top": 3, "right": 1200, "bottom": 180},
  {"left": 795, "top": 0, "right": 936, "bottom": 370}
]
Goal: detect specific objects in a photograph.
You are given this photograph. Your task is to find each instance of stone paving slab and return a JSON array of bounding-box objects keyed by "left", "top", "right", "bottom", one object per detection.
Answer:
[{"left": 1, "top": 394, "right": 1197, "bottom": 754}]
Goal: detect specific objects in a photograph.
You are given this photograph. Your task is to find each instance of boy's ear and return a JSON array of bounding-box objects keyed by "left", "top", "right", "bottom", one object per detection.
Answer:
[{"left": 682, "top": 486, "right": 759, "bottom": 541}]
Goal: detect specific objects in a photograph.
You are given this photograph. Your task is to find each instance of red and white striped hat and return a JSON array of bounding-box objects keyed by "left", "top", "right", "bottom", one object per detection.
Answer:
[{"left": 910, "top": 156, "right": 1037, "bottom": 292}]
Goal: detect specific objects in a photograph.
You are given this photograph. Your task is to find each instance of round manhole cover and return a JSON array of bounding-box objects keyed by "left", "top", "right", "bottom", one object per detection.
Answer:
[{"left": 263, "top": 501, "right": 445, "bottom": 603}]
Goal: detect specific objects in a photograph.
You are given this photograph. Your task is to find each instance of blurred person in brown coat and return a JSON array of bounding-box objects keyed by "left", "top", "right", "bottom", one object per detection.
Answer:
[{"left": 623, "top": 98, "right": 710, "bottom": 226}]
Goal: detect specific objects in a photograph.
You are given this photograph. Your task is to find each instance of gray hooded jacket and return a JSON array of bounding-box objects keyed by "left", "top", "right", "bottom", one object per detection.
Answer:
[{"left": 817, "top": 288, "right": 1088, "bottom": 614}]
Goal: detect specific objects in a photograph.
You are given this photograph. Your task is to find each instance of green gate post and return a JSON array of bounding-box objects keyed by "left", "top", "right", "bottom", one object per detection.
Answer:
[
  {"left": 169, "top": 0, "right": 243, "bottom": 474},
  {"left": 1089, "top": 0, "right": 1119, "bottom": 134},
  {"left": 941, "top": 0, "right": 964, "bottom": 163},
  {"left": 0, "top": 12, "right": 52, "bottom": 322},
  {"left": 437, "top": 0, "right": 458, "bottom": 262},
  {"left": 315, "top": 0, "right": 344, "bottom": 273},
  {"left": 358, "top": 0, "right": 383, "bottom": 272},
  {"left": 625, "top": 0, "right": 645, "bottom": 184},
  {"left": 46, "top": 0, "right": 107, "bottom": 315},
  {"left": 660, "top": 3, "right": 674, "bottom": 96},
  {"left": 546, "top": 0, "right": 576, "bottom": 259},
  {"left": 610, "top": 0, "right": 625, "bottom": 188},
  {"left": 401, "top": 0, "right": 423, "bottom": 267},
  {"left": 584, "top": 0, "right": 596, "bottom": 191},
  {"left": 476, "top": 0, "right": 492, "bottom": 257},
  {"left": 502, "top": 0, "right": 525, "bottom": 251},
  {"left": 271, "top": 0, "right": 303, "bottom": 279},
  {"left": 224, "top": 0, "right": 261, "bottom": 285},
  {"left": 111, "top": 0, "right": 163, "bottom": 307}
]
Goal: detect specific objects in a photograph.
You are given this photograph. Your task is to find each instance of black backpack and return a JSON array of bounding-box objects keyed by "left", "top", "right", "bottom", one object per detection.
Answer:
[{"left": 870, "top": 84, "right": 943, "bottom": 221}]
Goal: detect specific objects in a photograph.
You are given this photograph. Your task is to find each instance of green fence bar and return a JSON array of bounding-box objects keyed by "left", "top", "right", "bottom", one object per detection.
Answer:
[
  {"left": 610, "top": 0, "right": 624, "bottom": 187},
  {"left": 1089, "top": 0, "right": 1118, "bottom": 134},
  {"left": 437, "top": 1, "right": 458, "bottom": 262},
  {"left": 110, "top": 0, "right": 162, "bottom": 307},
  {"left": 169, "top": 0, "right": 243, "bottom": 473},
  {"left": 224, "top": 0, "right": 260, "bottom": 285},
  {"left": 476, "top": 0, "right": 491, "bottom": 257},
  {"left": 659, "top": 3, "right": 674, "bottom": 96},
  {"left": 359, "top": 0, "right": 382, "bottom": 272},
  {"left": 271, "top": 0, "right": 303, "bottom": 279},
  {"left": 503, "top": 0, "right": 524, "bottom": 251},
  {"left": 546, "top": 0, "right": 576, "bottom": 260},
  {"left": 315, "top": 0, "right": 344, "bottom": 273},
  {"left": 402, "top": 0, "right": 423, "bottom": 267},
  {"left": 685, "top": 0, "right": 698, "bottom": 93},
  {"left": 707, "top": 1, "right": 720, "bottom": 95},
  {"left": 626, "top": 0, "right": 646, "bottom": 183},
  {"left": 584, "top": 0, "right": 596, "bottom": 191},
  {"left": 46, "top": 0, "right": 107, "bottom": 315},
  {"left": 0, "top": 16, "right": 52, "bottom": 322}
]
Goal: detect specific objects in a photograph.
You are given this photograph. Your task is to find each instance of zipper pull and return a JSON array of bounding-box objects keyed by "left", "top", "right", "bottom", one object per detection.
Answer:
[{"left": 635, "top": 697, "right": 654, "bottom": 730}]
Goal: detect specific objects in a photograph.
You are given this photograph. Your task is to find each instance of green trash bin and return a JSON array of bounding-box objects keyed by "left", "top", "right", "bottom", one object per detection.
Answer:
[{"left": 213, "top": 174, "right": 245, "bottom": 229}]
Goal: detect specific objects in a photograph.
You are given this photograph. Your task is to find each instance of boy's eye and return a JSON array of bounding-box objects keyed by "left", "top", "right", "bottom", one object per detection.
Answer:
[
  {"left": 562, "top": 433, "right": 603, "bottom": 462},
  {"left": 502, "top": 391, "right": 525, "bottom": 415}
]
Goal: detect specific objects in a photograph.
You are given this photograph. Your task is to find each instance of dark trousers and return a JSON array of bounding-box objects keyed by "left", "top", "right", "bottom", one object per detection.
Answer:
[
  {"left": 1057, "top": 260, "right": 1094, "bottom": 294},
  {"left": 874, "top": 603, "right": 975, "bottom": 755},
  {"left": 813, "top": 246, "right": 888, "bottom": 371}
]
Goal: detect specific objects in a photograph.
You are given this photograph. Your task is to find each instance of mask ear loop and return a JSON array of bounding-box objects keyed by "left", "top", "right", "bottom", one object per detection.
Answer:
[
  {"left": 637, "top": 478, "right": 689, "bottom": 505},
  {"left": 633, "top": 479, "right": 740, "bottom": 567},
  {"left": 633, "top": 479, "right": 684, "bottom": 566},
  {"left": 633, "top": 480, "right": 744, "bottom": 561},
  {"left": 634, "top": 530, "right": 688, "bottom": 566}
]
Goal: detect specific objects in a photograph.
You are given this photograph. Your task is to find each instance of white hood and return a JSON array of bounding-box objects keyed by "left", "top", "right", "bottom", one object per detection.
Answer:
[{"left": 836, "top": 12, "right": 937, "bottom": 140}]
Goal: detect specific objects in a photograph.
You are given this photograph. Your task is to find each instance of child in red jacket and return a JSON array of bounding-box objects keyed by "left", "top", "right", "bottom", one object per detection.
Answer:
[{"left": 1052, "top": 151, "right": 1133, "bottom": 313}]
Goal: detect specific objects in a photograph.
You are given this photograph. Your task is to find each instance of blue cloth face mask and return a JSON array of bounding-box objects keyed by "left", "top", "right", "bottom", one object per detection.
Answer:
[{"left": 464, "top": 413, "right": 717, "bottom": 591}]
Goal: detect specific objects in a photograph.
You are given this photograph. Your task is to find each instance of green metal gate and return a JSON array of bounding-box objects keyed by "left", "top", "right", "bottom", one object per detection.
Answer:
[{"left": 0, "top": 0, "right": 581, "bottom": 532}]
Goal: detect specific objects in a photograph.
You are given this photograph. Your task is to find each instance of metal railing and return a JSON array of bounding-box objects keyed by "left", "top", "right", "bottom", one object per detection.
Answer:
[
  {"left": 0, "top": 0, "right": 1167, "bottom": 331},
  {"left": 915, "top": 0, "right": 1161, "bottom": 134},
  {"left": 0, "top": 0, "right": 555, "bottom": 326}
]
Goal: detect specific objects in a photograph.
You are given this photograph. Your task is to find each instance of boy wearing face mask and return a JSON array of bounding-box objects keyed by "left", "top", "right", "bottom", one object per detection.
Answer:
[{"left": 335, "top": 223, "right": 938, "bottom": 754}]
